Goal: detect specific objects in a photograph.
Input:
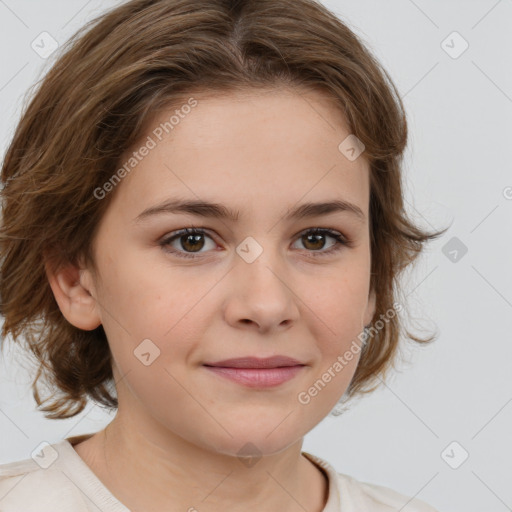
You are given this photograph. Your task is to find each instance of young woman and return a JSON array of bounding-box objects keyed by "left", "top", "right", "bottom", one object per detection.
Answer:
[{"left": 0, "top": 1, "right": 446, "bottom": 510}]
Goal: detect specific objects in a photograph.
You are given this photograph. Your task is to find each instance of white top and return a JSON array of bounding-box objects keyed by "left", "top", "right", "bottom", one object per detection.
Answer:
[{"left": 0, "top": 433, "right": 440, "bottom": 511}]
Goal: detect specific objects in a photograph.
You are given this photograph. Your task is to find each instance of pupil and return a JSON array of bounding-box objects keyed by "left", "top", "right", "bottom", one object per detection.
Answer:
[
  {"left": 183, "top": 234, "right": 203, "bottom": 252},
  {"left": 306, "top": 234, "right": 324, "bottom": 250}
]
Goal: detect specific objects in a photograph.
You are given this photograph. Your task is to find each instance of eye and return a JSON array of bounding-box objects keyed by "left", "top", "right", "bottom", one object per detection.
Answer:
[
  {"left": 292, "top": 227, "right": 350, "bottom": 258},
  {"left": 160, "top": 227, "right": 216, "bottom": 259},
  {"left": 159, "top": 227, "right": 351, "bottom": 260}
]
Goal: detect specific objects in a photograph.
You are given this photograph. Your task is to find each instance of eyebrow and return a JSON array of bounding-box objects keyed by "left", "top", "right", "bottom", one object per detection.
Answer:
[{"left": 134, "top": 197, "right": 366, "bottom": 224}]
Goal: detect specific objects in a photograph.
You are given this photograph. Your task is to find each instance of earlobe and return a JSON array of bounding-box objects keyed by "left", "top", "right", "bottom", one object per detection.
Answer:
[{"left": 44, "top": 258, "right": 102, "bottom": 331}]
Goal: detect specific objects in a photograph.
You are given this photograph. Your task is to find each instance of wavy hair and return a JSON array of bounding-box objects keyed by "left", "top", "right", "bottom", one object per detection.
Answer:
[{"left": 0, "top": 0, "right": 448, "bottom": 419}]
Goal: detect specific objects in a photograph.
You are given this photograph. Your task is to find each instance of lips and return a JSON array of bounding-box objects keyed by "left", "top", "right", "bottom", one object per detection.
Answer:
[
  {"left": 203, "top": 355, "right": 305, "bottom": 369},
  {"left": 203, "top": 356, "right": 306, "bottom": 388}
]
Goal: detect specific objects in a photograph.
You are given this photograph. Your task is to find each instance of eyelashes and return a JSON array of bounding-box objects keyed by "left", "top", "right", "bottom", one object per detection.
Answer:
[{"left": 159, "top": 226, "right": 352, "bottom": 260}]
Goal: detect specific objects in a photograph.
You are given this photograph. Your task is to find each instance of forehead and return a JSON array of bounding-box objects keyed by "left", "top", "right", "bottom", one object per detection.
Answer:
[
  {"left": 155, "top": 86, "right": 350, "bottom": 153},
  {"left": 109, "top": 87, "right": 370, "bottom": 220}
]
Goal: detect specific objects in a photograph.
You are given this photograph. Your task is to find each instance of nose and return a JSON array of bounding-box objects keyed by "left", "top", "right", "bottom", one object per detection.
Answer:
[{"left": 222, "top": 245, "right": 300, "bottom": 333}]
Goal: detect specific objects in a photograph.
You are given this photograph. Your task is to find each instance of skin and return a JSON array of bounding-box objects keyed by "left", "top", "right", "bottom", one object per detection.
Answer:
[{"left": 46, "top": 86, "right": 376, "bottom": 512}]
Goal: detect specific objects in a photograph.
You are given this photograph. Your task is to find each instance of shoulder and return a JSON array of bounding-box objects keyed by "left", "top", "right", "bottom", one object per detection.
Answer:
[
  {"left": 337, "top": 471, "right": 440, "bottom": 512},
  {"left": 302, "top": 451, "right": 440, "bottom": 512},
  {"left": 0, "top": 454, "right": 88, "bottom": 512}
]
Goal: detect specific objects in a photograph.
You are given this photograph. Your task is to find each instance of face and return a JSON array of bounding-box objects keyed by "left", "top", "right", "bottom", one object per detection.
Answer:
[{"left": 74, "top": 87, "right": 375, "bottom": 457}]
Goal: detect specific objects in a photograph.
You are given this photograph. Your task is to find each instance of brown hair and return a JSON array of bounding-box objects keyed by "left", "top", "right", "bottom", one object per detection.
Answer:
[{"left": 0, "top": 0, "right": 447, "bottom": 419}]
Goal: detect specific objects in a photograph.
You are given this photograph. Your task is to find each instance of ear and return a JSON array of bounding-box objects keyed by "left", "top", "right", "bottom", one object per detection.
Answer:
[
  {"left": 44, "top": 255, "right": 102, "bottom": 331},
  {"left": 363, "top": 288, "right": 376, "bottom": 327}
]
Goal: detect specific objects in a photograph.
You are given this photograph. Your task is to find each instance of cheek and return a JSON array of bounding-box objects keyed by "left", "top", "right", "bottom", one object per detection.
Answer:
[
  {"left": 95, "top": 244, "right": 206, "bottom": 337},
  {"left": 111, "top": 347, "right": 213, "bottom": 443},
  {"left": 96, "top": 268, "right": 216, "bottom": 388},
  {"left": 301, "top": 269, "right": 370, "bottom": 345}
]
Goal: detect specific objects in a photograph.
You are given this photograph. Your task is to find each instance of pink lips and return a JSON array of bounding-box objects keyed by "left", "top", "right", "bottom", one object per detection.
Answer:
[{"left": 203, "top": 356, "right": 306, "bottom": 388}]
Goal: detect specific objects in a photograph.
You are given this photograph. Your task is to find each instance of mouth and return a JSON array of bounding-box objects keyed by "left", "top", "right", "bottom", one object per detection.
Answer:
[{"left": 202, "top": 356, "right": 306, "bottom": 388}]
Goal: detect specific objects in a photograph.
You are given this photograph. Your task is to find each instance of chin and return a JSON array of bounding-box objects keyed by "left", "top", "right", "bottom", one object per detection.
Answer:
[{"left": 201, "top": 425, "right": 303, "bottom": 460}]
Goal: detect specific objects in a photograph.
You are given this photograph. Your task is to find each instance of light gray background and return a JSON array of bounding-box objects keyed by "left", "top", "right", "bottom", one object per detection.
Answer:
[{"left": 1, "top": 1, "right": 511, "bottom": 511}]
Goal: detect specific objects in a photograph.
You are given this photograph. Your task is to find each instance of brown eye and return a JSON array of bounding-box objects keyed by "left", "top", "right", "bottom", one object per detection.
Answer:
[
  {"left": 160, "top": 228, "right": 216, "bottom": 259},
  {"left": 301, "top": 232, "right": 331, "bottom": 251},
  {"left": 160, "top": 226, "right": 350, "bottom": 261},
  {"left": 178, "top": 233, "right": 205, "bottom": 252},
  {"left": 292, "top": 228, "right": 349, "bottom": 257}
]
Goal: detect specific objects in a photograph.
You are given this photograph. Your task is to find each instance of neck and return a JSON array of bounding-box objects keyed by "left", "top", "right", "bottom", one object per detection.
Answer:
[{"left": 73, "top": 414, "right": 328, "bottom": 512}]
